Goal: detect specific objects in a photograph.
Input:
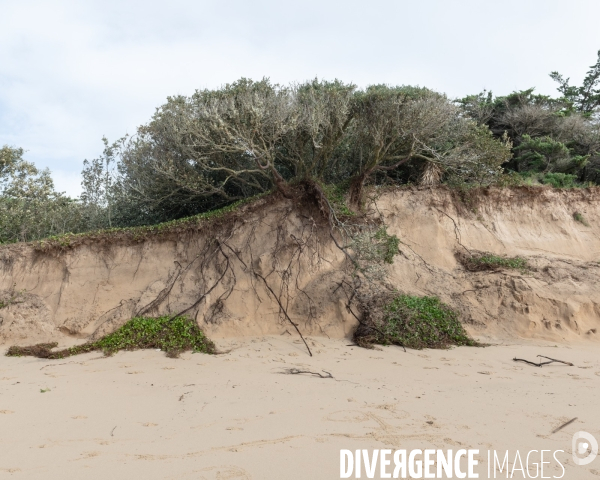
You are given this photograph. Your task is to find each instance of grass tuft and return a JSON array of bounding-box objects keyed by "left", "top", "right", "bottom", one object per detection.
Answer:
[
  {"left": 6, "top": 316, "right": 215, "bottom": 359},
  {"left": 458, "top": 252, "right": 529, "bottom": 273},
  {"left": 573, "top": 211, "right": 590, "bottom": 227},
  {"left": 354, "top": 293, "right": 477, "bottom": 350}
]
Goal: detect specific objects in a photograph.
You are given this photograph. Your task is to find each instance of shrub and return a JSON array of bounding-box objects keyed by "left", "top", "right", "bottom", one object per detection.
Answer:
[
  {"left": 354, "top": 293, "right": 477, "bottom": 349},
  {"left": 6, "top": 316, "right": 215, "bottom": 359},
  {"left": 541, "top": 172, "right": 577, "bottom": 188}
]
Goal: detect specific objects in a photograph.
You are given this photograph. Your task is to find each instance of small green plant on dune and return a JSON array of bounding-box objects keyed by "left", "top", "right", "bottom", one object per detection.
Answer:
[
  {"left": 573, "top": 211, "right": 590, "bottom": 227},
  {"left": 321, "top": 182, "right": 355, "bottom": 217},
  {"left": 6, "top": 316, "right": 215, "bottom": 359},
  {"left": 354, "top": 294, "right": 477, "bottom": 350},
  {"left": 462, "top": 253, "right": 529, "bottom": 273}
]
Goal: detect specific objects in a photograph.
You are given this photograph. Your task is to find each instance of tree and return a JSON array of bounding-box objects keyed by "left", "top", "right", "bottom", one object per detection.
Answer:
[
  {"left": 81, "top": 136, "right": 124, "bottom": 229},
  {"left": 0, "top": 146, "right": 84, "bottom": 243},
  {"left": 550, "top": 50, "right": 600, "bottom": 116}
]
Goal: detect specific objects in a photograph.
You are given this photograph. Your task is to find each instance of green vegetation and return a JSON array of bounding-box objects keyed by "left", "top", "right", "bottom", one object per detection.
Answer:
[
  {"left": 32, "top": 193, "right": 266, "bottom": 251},
  {"left": 461, "top": 253, "right": 529, "bottom": 273},
  {"left": 2, "top": 51, "right": 599, "bottom": 245},
  {"left": 40, "top": 388, "right": 50, "bottom": 393},
  {"left": 321, "top": 182, "right": 354, "bottom": 217},
  {"left": 355, "top": 294, "right": 477, "bottom": 350},
  {"left": 374, "top": 227, "right": 400, "bottom": 264},
  {"left": 540, "top": 173, "right": 578, "bottom": 189},
  {"left": 6, "top": 316, "right": 215, "bottom": 359},
  {"left": 458, "top": 50, "right": 600, "bottom": 186},
  {"left": 573, "top": 211, "right": 590, "bottom": 226}
]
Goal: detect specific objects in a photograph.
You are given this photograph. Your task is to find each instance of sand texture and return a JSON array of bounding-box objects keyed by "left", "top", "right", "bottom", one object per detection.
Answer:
[{"left": 0, "top": 337, "right": 599, "bottom": 479}]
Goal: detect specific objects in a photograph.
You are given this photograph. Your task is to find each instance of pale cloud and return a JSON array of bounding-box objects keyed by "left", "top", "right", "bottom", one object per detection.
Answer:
[{"left": 1, "top": 0, "right": 600, "bottom": 198}]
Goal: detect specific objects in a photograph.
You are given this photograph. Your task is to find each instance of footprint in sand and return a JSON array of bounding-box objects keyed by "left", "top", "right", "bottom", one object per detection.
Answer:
[
  {"left": 142, "top": 423, "right": 158, "bottom": 427},
  {"left": 71, "top": 415, "right": 87, "bottom": 420},
  {"left": 0, "top": 410, "right": 14, "bottom": 414}
]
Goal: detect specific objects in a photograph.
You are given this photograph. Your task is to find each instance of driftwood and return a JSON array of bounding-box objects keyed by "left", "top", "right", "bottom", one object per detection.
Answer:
[
  {"left": 551, "top": 417, "right": 578, "bottom": 434},
  {"left": 283, "top": 368, "right": 333, "bottom": 379},
  {"left": 513, "top": 355, "right": 574, "bottom": 368}
]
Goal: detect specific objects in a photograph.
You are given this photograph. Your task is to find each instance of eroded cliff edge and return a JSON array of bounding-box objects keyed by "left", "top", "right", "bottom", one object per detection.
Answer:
[{"left": 1, "top": 186, "right": 599, "bottom": 345}]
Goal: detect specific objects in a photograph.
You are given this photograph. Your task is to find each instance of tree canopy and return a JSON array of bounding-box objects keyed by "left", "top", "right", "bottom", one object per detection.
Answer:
[{"left": 2, "top": 51, "right": 599, "bottom": 244}]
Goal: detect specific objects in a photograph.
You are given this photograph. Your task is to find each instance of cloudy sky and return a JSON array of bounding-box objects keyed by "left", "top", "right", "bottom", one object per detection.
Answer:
[{"left": 2, "top": 0, "right": 600, "bottom": 197}]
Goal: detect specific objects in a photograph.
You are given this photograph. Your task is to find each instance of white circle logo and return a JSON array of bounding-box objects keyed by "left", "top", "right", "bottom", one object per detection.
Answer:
[{"left": 572, "top": 431, "right": 598, "bottom": 466}]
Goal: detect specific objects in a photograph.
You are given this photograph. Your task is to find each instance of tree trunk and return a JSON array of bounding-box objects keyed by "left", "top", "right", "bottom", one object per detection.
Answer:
[
  {"left": 348, "top": 170, "right": 369, "bottom": 210},
  {"left": 271, "top": 166, "right": 292, "bottom": 198}
]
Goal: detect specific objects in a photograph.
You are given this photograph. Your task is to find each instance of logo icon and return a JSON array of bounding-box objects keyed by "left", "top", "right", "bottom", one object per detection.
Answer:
[{"left": 572, "top": 431, "right": 598, "bottom": 466}]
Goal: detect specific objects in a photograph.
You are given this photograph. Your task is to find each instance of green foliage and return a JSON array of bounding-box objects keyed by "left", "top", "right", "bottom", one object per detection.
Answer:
[
  {"left": 515, "top": 135, "right": 588, "bottom": 174},
  {"left": 355, "top": 294, "right": 477, "bottom": 350},
  {"left": 93, "top": 316, "right": 214, "bottom": 356},
  {"left": 550, "top": 50, "right": 600, "bottom": 116},
  {"left": 464, "top": 253, "right": 529, "bottom": 272},
  {"left": 573, "top": 211, "right": 590, "bottom": 226},
  {"left": 373, "top": 227, "right": 400, "bottom": 264},
  {"left": 6, "top": 316, "right": 215, "bottom": 359},
  {"left": 457, "top": 52, "right": 600, "bottom": 185},
  {"left": 540, "top": 172, "right": 578, "bottom": 188},
  {"left": 321, "top": 182, "right": 354, "bottom": 217},
  {"left": 350, "top": 226, "right": 400, "bottom": 280},
  {"left": 33, "top": 193, "right": 264, "bottom": 251},
  {"left": 0, "top": 146, "right": 86, "bottom": 243}
]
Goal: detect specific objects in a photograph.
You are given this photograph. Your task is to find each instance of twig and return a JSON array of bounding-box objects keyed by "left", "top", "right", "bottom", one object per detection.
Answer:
[
  {"left": 551, "top": 417, "right": 577, "bottom": 435},
  {"left": 283, "top": 368, "right": 333, "bottom": 379},
  {"left": 537, "top": 355, "right": 574, "bottom": 367},
  {"left": 513, "top": 357, "right": 542, "bottom": 367},
  {"left": 513, "top": 356, "right": 574, "bottom": 367},
  {"left": 110, "top": 426, "right": 117, "bottom": 437}
]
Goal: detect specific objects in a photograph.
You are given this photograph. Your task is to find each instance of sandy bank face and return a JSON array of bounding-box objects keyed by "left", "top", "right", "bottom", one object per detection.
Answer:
[
  {"left": 0, "top": 337, "right": 598, "bottom": 479},
  {"left": 1, "top": 186, "right": 600, "bottom": 345}
]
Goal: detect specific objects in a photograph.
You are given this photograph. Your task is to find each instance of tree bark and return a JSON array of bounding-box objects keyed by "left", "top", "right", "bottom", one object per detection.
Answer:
[{"left": 348, "top": 170, "right": 370, "bottom": 210}]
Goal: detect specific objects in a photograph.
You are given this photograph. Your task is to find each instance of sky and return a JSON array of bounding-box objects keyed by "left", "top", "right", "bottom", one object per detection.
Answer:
[{"left": 1, "top": 0, "right": 600, "bottom": 197}]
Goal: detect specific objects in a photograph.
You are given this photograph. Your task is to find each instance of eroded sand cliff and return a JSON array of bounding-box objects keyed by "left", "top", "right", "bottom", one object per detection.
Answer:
[{"left": 1, "top": 186, "right": 599, "bottom": 345}]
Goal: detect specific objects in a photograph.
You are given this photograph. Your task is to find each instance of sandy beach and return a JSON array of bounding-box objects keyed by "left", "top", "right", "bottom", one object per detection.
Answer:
[{"left": 1, "top": 336, "right": 598, "bottom": 479}]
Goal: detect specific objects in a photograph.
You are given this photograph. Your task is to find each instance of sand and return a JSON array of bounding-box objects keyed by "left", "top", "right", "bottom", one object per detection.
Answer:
[
  {"left": 1, "top": 336, "right": 599, "bottom": 479},
  {"left": 2, "top": 186, "right": 600, "bottom": 478}
]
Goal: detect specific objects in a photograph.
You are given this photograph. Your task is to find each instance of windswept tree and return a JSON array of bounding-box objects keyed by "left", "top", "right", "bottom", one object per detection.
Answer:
[
  {"left": 347, "top": 86, "right": 509, "bottom": 203},
  {"left": 82, "top": 79, "right": 522, "bottom": 227},
  {"left": 281, "top": 79, "right": 356, "bottom": 180},
  {"left": 550, "top": 50, "right": 600, "bottom": 116}
]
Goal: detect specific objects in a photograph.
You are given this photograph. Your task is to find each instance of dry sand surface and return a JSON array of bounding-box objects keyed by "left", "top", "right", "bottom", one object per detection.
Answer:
[{"left": 1, "top": 336, "right": 599, "bottom": 479}]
